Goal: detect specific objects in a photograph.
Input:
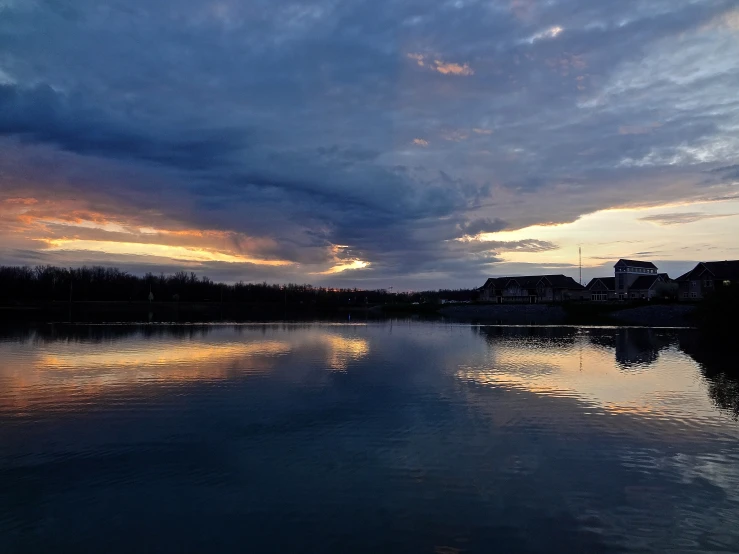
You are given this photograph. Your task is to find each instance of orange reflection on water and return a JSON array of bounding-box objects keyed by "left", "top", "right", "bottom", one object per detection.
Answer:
[
  {"left": 315, "top": 334, "right": 370, "bottom": 370},
  {"left": 458, "top": 334, "right": 717, "bottom": 421},
  {"left": 0, "top": 329, "right": 372, "bottom": 412},
  {"left": 0, "top": 339, "right": 292, "bottom": 412},
  {"left": 39, "top": 340, "right": 291, "bottom": 370}
]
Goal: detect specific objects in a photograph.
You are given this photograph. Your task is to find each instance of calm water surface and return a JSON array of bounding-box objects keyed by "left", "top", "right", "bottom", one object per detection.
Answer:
[{"left": 1, "top": 323, "right": 738, "bottom": 553}]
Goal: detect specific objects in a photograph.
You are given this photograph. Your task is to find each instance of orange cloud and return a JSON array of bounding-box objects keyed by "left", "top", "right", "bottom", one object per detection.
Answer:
[
  {"left": 3, "top": 197, "right": 38, "bottom": 205},
  {"left": 407, "top": 53, "right": 474, "bottom": 76},
  {"left": 43, "top": 238, "right": 293, "bottom": 266},
  {"left": 407, "top": 53, "right": 425, "bottom": 66},
  {"left": 412, "top": 138, "right": 429, "bottom": 147},
  {"left": 315, "top": 244, "right": 370, "bottom": 274},
  {"left": 433, "top": 60, "right": 474, "bottom": 76},
  {"left": 319, "top": 260, "right": 370, "bottom": 274},
  {"left": 3, "top": 198, "right": 289, "bottom": 264}
]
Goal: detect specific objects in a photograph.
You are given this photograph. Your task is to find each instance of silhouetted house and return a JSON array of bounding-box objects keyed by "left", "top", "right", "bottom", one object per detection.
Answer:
[
  {"left": 586, "top": 277, "right": 616, "bottom": 301},
  {"left": 615, "top": 259, "right": 658, "bottom": 299},
  {"left": 626, "top": 273, "right": 672, "bottom": 300},
  {"left": 676, "top": 261, "right": 739, "bottom": 301},
  {"left": 479, "top": 275, "right": 587, "bottom": 303}
]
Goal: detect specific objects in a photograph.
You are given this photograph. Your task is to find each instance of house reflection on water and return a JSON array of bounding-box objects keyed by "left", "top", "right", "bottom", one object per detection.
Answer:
[
  {"left": 1, "top": 322, "right": 737, "bottom": 554},
  {"left": 472, "top": 325, "right": 739, "bottom": 421},
  {"left": 0, "top": 322, "right": 736, "bottom": 421},
  {"left": 588, "top": 328, "right": 674, "bottom": 370}
]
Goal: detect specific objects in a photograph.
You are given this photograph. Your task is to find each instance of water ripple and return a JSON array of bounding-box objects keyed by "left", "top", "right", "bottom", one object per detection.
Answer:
[{"left": 0, "top": 323, "right": 737, "bottom": 553}]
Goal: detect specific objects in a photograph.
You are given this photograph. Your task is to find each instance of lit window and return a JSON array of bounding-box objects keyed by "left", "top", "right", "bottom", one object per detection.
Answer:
[{"left": 724, "top": 280, "right": 732, "bottom": 286}]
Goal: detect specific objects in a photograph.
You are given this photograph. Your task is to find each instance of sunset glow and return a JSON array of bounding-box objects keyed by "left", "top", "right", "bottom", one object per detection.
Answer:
[
  {"left": 44, "top": 239, "right": 293, "bottom": 266},
  {"left": 0, "top": 0, "right": 737, "bottom": 287}
]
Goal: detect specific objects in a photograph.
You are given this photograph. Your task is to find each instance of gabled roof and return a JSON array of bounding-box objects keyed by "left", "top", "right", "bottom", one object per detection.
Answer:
[
  {"left": 544, "top": 275, "right": 586, "bottom": 290},
  {"left": 630, "top": 275, "right": 661, "bottom": 290},
  {"left": 482, "top": 274, "right": 585, "bottom": 291},
  {"left": 615, "top": 259, "right": 657, "bottom": 269},
  {"left": 586, "top": 277, "right": 615, "bottom": 291},
  {"left": 700, "top": 261, "right": 739, "bottom": 279},
  {"left": 677, "top": 261, "right": 739, "bottom": 281}
]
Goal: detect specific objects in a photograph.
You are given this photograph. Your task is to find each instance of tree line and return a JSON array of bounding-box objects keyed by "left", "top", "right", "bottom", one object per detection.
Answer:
[{"left": 0, "top": 265, "right": 478, "bottom": 306}]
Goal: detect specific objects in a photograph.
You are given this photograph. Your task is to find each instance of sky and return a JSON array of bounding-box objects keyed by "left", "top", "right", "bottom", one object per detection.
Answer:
[{"left": 1, "top": 0, "right": 738, "bottom": 289}]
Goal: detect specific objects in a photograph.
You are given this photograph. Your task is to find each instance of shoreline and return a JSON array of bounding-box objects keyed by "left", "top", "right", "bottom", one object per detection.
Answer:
[
  {"left": 0, "top": 300, "right": 698, "bottom": 328},
  {"left": 438, "top": 302, "right": 697, "bottom": 327}
]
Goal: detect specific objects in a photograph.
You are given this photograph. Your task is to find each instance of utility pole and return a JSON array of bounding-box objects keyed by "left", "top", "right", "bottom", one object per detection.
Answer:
[
  {"left": 67, "top": 275, "right": 73, "bottom": 324},
  {"left": 579, "top": 246, "right": 582, "bottom": 285}
]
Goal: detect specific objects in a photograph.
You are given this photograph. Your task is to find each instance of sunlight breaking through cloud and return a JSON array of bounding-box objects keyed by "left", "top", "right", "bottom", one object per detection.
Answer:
[
  {"left": 526, "top": 25, "right": 564, "bottom": 43},
  {"left": 44, "top": 239, "right": 293, "bottom": 266},
  {"left": 1, "top": 0, "right": 738, "bottom": 287}
]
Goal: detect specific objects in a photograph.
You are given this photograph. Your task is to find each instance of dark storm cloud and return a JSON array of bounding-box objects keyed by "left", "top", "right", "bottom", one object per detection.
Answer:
[
  {"left": 709, "top": 165, "right": 739, "bottom": 184},
  {"left": 461, "top": 218, "right": 510, "bottom": 236},
  {"left": 0, "top": 84, "right": 247, "bottom": 170},
  {"left": 1, "top": 0, "right": 738, "bottom": 286}
]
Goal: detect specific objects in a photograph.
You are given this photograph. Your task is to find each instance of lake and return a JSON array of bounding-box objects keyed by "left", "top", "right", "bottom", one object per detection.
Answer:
[{"left": 1, "top": 323, "right": 738, "bottom": 553}]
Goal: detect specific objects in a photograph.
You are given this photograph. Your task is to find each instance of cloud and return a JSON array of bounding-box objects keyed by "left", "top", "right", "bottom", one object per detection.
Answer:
[
  {"left": 466, "top": 239, "right": 560, "bottom": 254},
  {"left": 406, "top": 53, "right": 474, "bottom": 76},
  {"left": 639, "top": 212, "right": 738, "bottom": 226},
  {"left": 0, "top": 84, "right": 247, "bottom": 171},
  {"left": 44, "top": 238, "right": 292, "bottom": 266},
  {"left": 619, "top": 123, "right": 661, "bottom": 135},
  {"left": 432, "top": 60, "right": 475, "bottom": 76},
  {"left": 709, "top": 164, "right": 739, "bottom": 183},
  {"left": 461, "top": 218, "right": 510, "bottom": 236},
  {"left": 527, "top": 26, "right": 564, "bottom": 43},
  {"left": 0, "top": 0, "right": 738, "bottom": 288}
]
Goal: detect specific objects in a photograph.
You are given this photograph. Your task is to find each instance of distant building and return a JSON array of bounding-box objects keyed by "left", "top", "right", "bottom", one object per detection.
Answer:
[
  {"left": 586, "top": 259, "right": 671, "bottom": 301},
  {"left": 676, "top": 261, "right": 739, "bottom": 301},
  {"left": 586, "top": 277, "right": 616, "bottom": 301},
  {"left": 626, "top": 273, "right": 672, "bottom": 300},
  {"left": 615, "top": 259, "right": 658, "bottom": 299},
  {"left": 479, "top": 275, "right": 587, "bottom": 303}
]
